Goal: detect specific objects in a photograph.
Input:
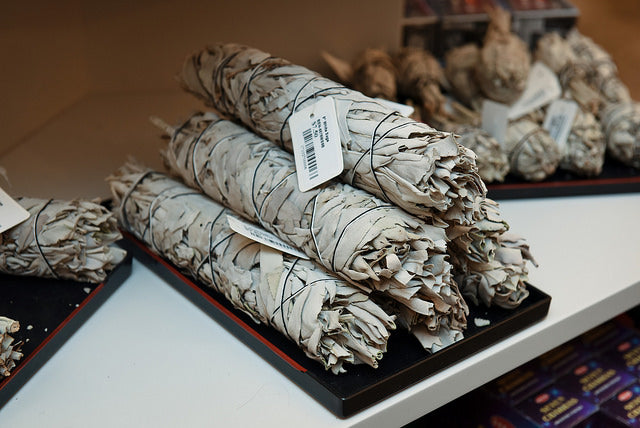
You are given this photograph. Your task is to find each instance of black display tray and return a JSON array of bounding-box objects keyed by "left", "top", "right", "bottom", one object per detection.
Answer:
[
  {"left": 121, "top": 232, "right": 551, "bottom": 417},
  {"left": 487, "top": 158, "right": 640, "bottom": 200},
  {"left": 0, "top": 253, "right": 132, "bottom": 409}
]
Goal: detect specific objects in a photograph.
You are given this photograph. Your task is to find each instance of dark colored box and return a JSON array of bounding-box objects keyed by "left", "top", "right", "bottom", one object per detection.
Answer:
[
  {"left": 599, "top": 380, "right": 640, "bottom": 427},
  {"left": 517, "top": 386, "right": 598, "bottom": 427},
  {"left": 537, "top": 339, "right": 589, "bottom": 378},
  {"left": 484, "top": 359, "right": 555, "bottom": 405},
  {"left": 556, "top": 358, "right": 636, "bottom": 405},
  {"left": 579, "top": 321, "right": 633, "bottom": 355},
  {"left": 603, "top": 334, "right": 640, "bottom": 377}
]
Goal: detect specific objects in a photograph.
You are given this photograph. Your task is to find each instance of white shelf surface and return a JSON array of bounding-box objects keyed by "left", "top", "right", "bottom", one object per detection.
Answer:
[{"left": 1, "top": 93, "right": 639, "bottom": 427}]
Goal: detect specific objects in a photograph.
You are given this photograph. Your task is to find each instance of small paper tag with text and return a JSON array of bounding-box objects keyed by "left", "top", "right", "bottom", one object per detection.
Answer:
[
  {"left": 289, "top": 97, "right": 344, "bottom": 192},
  {"left": 508, "top": 62, "right": 562, "bottom": 120},
  {"left": 0, "top": 187, "right": 30, "bottom": 234},
  {"left": 543, "top": 99, "right": 579, "bottom": 152},
  {"left": 482, "top": 100, "right": 510, "bottom": 145},
  {"left": 227, "top": 216, "right": 309, "bottom": 260}
]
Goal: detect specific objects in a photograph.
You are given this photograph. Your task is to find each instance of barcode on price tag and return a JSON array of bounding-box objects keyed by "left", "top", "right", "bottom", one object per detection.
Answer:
[
  {"left": 289, "top": 97, "right": 344, "bottom": 192},
  {"left": 543, "top": 99, "right": 579, "bottom": 152},
  {"left": 227, "top": 216, "right": 309, "bottom": 260},
  {"left": 0, "top": 187, "right": 30, "bottom": 234}
]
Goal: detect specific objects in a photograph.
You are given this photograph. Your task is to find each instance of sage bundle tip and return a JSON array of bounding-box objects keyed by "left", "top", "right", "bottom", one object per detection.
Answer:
[
  {"left": 0, "top": 317, "right": 23, "bottom": 377},
  {"left": 0, "top": 198, "right": 127, "bottom": 283}
]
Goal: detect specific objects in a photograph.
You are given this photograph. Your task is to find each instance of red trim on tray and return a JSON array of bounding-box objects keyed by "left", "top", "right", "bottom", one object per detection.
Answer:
[
  {"left": 488, "top": 175, "right": 640, "bottom": 191},
  {"left": 123, "top": 231, "right": 308, "bottom": 373},
  {"left": 0, "top": 281, "right": 107, "bottom": 390}
]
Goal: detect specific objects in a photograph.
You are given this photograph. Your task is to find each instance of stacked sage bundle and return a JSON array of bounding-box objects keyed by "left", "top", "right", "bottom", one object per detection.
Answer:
[
  {"left": 156, "top": 112, "right": 468, "bottom": 350},
  {"left": 0, "top": 198, "right": 126, "bottom": 283},
  {"left": 109, "top": 163, "right": 396, "bottom": 372},
  {"left": 566, "top": 29, "right": 631, "bottom": 105},
  {"left": 179, "top": 43, "right": 485, "bottom": 227},
  {"left": 535, "top": 32, "right": 640, "bottom": 169},
  {"left": 528, "top": 106, "right": 606, "bottom": 177},
  {"left": 448, "top": 199, "right": 534, "bottom": 309},
  {"left": 0, "top": 317, "right": 22, "bottom": 377}
]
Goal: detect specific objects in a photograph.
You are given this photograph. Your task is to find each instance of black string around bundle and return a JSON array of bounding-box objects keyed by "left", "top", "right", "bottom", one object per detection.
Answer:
[{"left": 33, "top": 198, "right": 58, "bottom": 279}]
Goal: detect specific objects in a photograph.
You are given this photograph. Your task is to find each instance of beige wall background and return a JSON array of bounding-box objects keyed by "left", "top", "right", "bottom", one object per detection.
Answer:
[{"left": 0, "top": 1, "right": 403, "bottom": 156}]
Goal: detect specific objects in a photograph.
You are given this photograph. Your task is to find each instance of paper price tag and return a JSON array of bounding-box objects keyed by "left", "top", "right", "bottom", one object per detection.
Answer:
[
  {"left": 227, "top": 216, "right": 309, "bottom": 260},
  {"left": 543, "top": 99, "right": 579, "bottom": 152},
  {"left": 508, "top": 62, "right": 562, "bottom": 120},
  {"left": 289, "top": 97, "right": 344, "bottom": 192},
  {"left": 0, "top": 187, "right": 30, "bottom": 234},
  {"left": 374, "top": 98, "right": 415, "bottom": 117},
  {"left": 482, "top": 99, "right": 510, "bottom": 145}
]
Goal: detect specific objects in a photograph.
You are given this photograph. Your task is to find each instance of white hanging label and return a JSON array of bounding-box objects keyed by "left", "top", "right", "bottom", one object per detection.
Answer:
[
  {"left": 289, "top": 97, "right": 344, "bottom": 192},
  {"left": 374, "top": 98, "right": 415, "bottom": 117},
  {"left": 543, "top": 99, "right": 579, "bottom": 152},
  {"left": 0, "top": 187, "right": 30, "bottom": 234},
  {"left": 227, "top": 216, "right": 309, "bottom": 260},
  {"left": 482, "top": 99, "right": 510, "bottom": 146},
  {"left": 508, "top": 62, "right": 562, "bottom": 120}
]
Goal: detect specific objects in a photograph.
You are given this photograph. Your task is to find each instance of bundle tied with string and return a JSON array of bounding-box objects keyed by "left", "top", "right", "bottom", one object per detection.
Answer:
[
  {"left": 566, "top": 29, "right": 631, "bottom": 105},
  {"left": 179, "top": 43, "right": 486, "bottom": 227},
  {"left": 394, "top": 47, "right": 446, "bottom": 118},
  {"left": 447, "top": 199, "right": 535, "bottom": 309},
  {"left": 109, "top": 164, "right": 396, "bottom": 373},
  {"left": 536, "top": 32, "right": 640, "bottom": 169},
  {"left": 156, "top": 112, "right": 468, "bottom": 350},
  {"left": 527, "top": 105, "right": 606, "bottom": 177},
  {"left": 0, "top": 198, "right": 126, "bottom": 283},
  {"left": 0, "top": 317, "right": 22, "bottom": 377}
]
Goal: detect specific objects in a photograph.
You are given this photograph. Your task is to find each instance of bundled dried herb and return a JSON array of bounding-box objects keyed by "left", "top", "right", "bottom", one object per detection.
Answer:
[
  {"left": 394, "top": 47, "right": 446, "bottom": 117},
  {"left": 566, "top": 29, "right": 631, "bottom": 105},
  {"left": 475, "top": 8, "right": 530, "bottom": 104},
  {"left": 528, "top": 105, "right": 606, "bottom": 177},
  {"left": 503, "top": 118, "right": 561, "bottom": 181},
  {"left": 601, "top": 102, "right": 640, "bottom": 169},
  {"left": 0, "top": 317, "right": 22, "bottom": 377},
  {"left": 536, "top": 32, "right": 640, "bottom": 169},
  {"left": 109, "top": 164, "right": 397, "bottom": 372},
  {"left": 0, "top": 198, "right": 126, "bottom": 283},
  {"left": 179, "top": 43, "right": 485, "bottom": 227},
  {"left": 156, "top": 112, "right": 468, "bottom": 348},
  {"left": 448, "top": 199, "right": 534, "bottom": 309}
]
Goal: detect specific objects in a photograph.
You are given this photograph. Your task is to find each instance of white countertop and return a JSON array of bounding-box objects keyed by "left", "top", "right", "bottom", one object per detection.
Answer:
[{"left": 1, "top": 94, "right": 639, "bottom": 427}]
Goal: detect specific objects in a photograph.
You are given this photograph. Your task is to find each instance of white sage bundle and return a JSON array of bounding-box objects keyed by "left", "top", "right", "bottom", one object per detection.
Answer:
[
  {"left": 600, "top": 102, "right": 640, "bottom": 169},
  {"left": 475, "top": 8, "right": 530, "bottom": 104},
  {"left": 0, "top": 317, "right": 22, "bottom": 377},
  {"left": 429, "top": 100, "right": 509, "bottom": 183},
  {"left": 0, "top": 198, "right": 126, "bottom": 283},
  {"left": 179, "top": 43, "right": 485, "bottom": 227},
  {"left": 394, "top": 47, "right": 446, "bottom": 117},
  {"left": 157, "top": 112, "right": 468, "bottom": 348},
  {"left": 448, "top": 199, "right": 534, "bottom": 309},
  {"left": 450, "top": 126, "right": 509, "bottom": 183},
  {"left": 566, "top": 29, "right": 631, "bottom": 105},
  {"left": 528, "top": 106, "right": 606, "bottom": 177},
  {"left": 109, "top": 164, "right": 397, "bottom": 373},
  {"left": 536, "top": 32, "right": 640, "bottom": 169},
  {"left": 503, "top": 118, "right": 561, "bottom": 181}
]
